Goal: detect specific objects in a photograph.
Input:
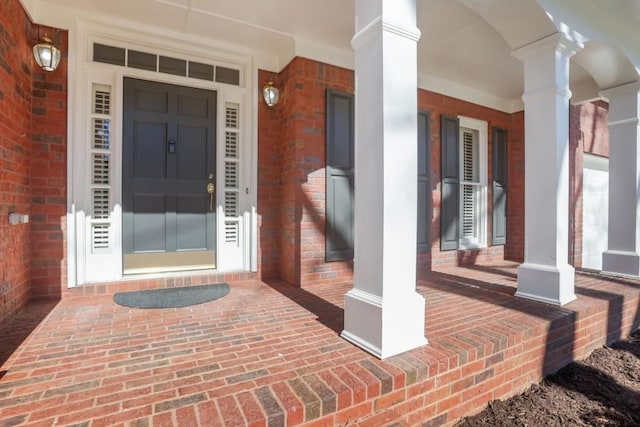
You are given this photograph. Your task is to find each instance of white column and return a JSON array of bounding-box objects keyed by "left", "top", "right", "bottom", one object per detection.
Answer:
[
  {"left": 601, "top": 82, "right": 640, "bottom": 276},
  {"left": 512, "top": 33, "right": 582, "bottom": 306},
  {"left": 341, "top": 0, "right": 427, "bottom": 359}
]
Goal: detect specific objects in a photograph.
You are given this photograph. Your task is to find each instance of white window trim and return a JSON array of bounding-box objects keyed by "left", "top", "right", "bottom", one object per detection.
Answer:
[
  {"left": 458, "top": 116, "right": 488, "bottom": 249},
  {"left": 66, "top": 19, "right": 259, "bottom": 286}
]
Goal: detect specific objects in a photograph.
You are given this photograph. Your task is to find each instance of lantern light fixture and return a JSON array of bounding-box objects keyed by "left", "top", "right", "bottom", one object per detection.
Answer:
[
  {"left": 262, "top": 80, "right": 279, "bottom": 107},
  {"left": 33, "top": 36, "right": 61, "bottom": 72}
]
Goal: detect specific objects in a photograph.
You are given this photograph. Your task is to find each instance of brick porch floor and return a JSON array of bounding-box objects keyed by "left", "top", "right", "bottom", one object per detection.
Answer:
[{"left": 1, "top": 262, "right": 639, "bottom": 426}]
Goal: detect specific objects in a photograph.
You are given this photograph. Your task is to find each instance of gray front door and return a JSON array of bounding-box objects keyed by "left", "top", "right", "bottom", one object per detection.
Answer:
[{"left": 122, "top": 78, "right": 217, "bottom": 273}]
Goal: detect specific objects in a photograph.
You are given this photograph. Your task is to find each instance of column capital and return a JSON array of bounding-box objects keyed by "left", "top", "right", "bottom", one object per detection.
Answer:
[
  {"left": 600, "top": 80, "right": 640, "bottom": 123},
  {"left": 352, "top": 16, "right": 421, "bottom": 50},
  {"left": 512, "top": 32, "right": 583, "bottom": 62}
]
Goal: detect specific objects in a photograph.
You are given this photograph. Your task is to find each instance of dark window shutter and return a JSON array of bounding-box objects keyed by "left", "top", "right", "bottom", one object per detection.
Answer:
[
  {"left": 492, "top": 127, "right": 508, "bottom": 245},
  {"left": 417, "top": 112, "right": 432, "bottom": 252},
  {"left": 440, "top": 115, "right": 459, "bottom": 251},
  {"left": 326, "top": 89, "right": 354, "bottom": 262}
]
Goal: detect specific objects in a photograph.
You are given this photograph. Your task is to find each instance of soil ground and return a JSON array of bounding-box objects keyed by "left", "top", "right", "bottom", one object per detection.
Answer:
[{"left": 456, "top": 330, "right": 640, "bottom": 427}]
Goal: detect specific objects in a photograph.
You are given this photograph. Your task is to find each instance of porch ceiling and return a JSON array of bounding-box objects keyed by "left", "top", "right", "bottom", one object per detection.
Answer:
[{"left": 23, "top": 0, "right": 639, "bottom": 111}]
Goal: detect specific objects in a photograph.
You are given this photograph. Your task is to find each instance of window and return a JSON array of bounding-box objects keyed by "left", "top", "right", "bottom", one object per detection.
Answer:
[
  {"left": 458, "top": 117, "right": 488, "bottom": 248},
  {"left": 440, "top": 115, "right": 493, "bottom": 251}
]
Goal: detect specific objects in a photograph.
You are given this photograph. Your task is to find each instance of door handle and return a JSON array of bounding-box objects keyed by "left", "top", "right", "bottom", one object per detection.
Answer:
[{"left": 207, "top": 182, "right": 215, "bottom": 211}]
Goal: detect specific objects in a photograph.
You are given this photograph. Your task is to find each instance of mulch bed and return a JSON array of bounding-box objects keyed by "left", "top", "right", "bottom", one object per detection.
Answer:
[{"left": 457, "top": 330, "right": 640, "bottom": 427}]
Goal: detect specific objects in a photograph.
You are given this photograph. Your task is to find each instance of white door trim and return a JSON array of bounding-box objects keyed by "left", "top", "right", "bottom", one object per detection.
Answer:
[{"left": 66, "top": 20, "right": 258, "bottom": 286}]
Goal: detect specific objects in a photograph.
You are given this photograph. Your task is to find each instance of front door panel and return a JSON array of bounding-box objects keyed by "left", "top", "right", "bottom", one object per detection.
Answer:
[{"left": 122, "top": 78, "right": 217, "bottom": 273}]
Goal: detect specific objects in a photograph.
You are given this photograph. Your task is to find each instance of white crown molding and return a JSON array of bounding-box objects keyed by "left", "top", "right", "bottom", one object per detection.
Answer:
[
  {"left": 27, "top": 0, "right": 521, "bottom": 114},
  {"left": 418, "top": 72, "right": 524, "bottom": 114},
  {"left": 293, "top": 38, "right": 354, "bottom": 72}
]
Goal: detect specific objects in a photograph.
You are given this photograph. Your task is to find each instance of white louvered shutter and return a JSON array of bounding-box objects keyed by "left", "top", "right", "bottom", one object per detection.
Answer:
[
  {"left": 460, "top": 128, "right": 479, "bottom": 240},
  {"left": 223, "top": 103, "right": 241, "bottom": 246},
  {"left": 89, "top": 84, "right": 113, "bottom": 252}
]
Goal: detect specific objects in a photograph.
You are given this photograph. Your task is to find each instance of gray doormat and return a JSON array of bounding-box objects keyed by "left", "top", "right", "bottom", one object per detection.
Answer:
[{"left": 113, "top": 283, "right": 230, "bottom": 308}]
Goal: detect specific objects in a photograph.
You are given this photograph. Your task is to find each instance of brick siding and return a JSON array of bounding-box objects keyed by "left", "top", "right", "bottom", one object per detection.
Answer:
[
  {"left": 0, "top": 0, "right": 68, "bottom": 327},
  {"left": 257, "top": 70, "right": 282, "bottom": 280},
  {"left": 506, "top": 111, "right": 526, "bottom": 263},
  {"left": 417, "top": 91, "right": 524, "bottom": 272},
  {"left": 259, "top": 58, "right": 355, "bottom": 287},
  {"left": 30, "top": 27, "right": 68, "bottom": 299},
  {"left": 258, "top": 59, "right": 609, "bottom": 285},
  {"left": 259, "top": 58, "right": 528, "bottom": 286},
  {"left": 0, "top": 0, "right": 33, "bottom": 327}
]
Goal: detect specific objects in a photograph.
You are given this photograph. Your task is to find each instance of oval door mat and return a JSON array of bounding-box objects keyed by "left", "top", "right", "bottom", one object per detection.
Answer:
[{"left": 113, "top": 283, "right": 230, "bottom": 309}]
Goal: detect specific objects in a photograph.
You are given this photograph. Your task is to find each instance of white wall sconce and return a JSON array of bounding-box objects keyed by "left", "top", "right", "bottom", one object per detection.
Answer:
[
  {"left": 33, "top": 36, "right": 61, "bottom": 72},
  {"left": 262, "top": 80, "right": 279, "bottom": 107}
]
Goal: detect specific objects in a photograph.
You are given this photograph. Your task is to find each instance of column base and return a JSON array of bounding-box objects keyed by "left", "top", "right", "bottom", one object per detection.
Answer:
[
  {"left": 516, "top": 262, "right": 576, "bottom": 306},
  {"left": 602, "top": 250, "right": 640, "bottom": 277},
  {"left": 341, "top": 288, "right": 427, "bottom": 359}
]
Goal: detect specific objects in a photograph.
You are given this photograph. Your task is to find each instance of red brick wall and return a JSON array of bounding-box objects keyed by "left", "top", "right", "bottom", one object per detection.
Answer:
[
  {"left": 277, "top": 60, "right": 301, "bottom": 285},
  {"left": 417, "top": 91, "right": 524, "bottom": 272},
  {"left": 30, "top": 27, "right": 68, "bottom": 299},
  {"left": 506, "top": 111, "right": 525, "bottom": 263},
  {"left": 0, "top": 0, "right": 33, "bottom": 327},
  {"left": 0, "top": 0, "right": 67, "bottom": 326},
  {"left": 257, "top": 70, "right": 282, "bottom": 279},
  {"left": 293, "top": 60, "right": 354, "bottom": 287},
  {"left": 259, "top": 57, "right": 526, "bottom": 286},
  {"left": 569, "top": 101, "right": 609, "bottom": 267},
  {"left": 262, "top": 57, "right": 354, "bottom": 287}
]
